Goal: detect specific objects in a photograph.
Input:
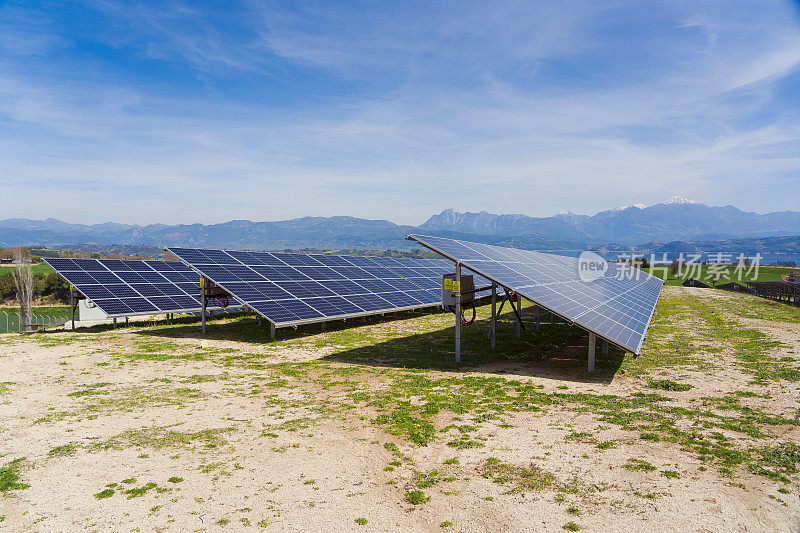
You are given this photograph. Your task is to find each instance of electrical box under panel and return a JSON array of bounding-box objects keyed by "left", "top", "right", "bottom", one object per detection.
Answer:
[{"left": 442, "top": 273, "right": 474, "bottom": 306}]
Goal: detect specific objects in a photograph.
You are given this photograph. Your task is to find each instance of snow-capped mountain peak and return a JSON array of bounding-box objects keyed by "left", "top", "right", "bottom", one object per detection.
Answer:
[{"left": 660, "top": 196, "right": 699, "bottom": 205}]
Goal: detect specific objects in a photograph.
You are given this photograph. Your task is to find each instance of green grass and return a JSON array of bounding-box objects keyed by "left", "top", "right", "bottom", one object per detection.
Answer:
[
  {"left": 405, "top": 489, "right": 430, "bottom": 504},
  {"left": 481, "top": 458, "right": 555, "bottom": 493},
  {"left": 644, "top": 264, "right": 797, "bottom": 286},
  {"left": 647, "top": 379, "right": 693, "bottom": 392},
  {"left": 0, "top": 458, "right": 29, "bottom": 493},
  {"left": 0, "top": 263, "right": 54, "bottom": 276}
]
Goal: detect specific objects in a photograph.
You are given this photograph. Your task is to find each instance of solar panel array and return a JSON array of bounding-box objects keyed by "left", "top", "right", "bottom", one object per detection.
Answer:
[
  {"left": 44, "top": 258, "right": 235, "bottom": 317},
  {"left": 407, "top": 235, "right": 663, "bottom": 354},
  {"left": 167, "top": 248, "right": 488, "bottom": 326}
]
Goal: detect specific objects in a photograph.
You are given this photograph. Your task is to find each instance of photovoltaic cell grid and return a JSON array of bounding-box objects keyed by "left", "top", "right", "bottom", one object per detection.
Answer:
[
  {"left": 44, "top": 258, "right": 237, "bottom": 317},
  {"left": 407, "top": 235, "right": 663, "bottom": 354},
  {"left": 167, "top": 247, "right": 490, "bottom": 326}
]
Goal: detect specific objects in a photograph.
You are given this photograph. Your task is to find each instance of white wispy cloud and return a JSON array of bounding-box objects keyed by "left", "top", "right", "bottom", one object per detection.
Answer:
[{"left": 0, "top": 0, "right": 798, "bottom": 225}]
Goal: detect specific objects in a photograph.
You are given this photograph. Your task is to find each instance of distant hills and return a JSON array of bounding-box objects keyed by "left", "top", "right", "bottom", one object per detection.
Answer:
[{"left": 1, "top": 197, "right": 799, "bottom": 252}]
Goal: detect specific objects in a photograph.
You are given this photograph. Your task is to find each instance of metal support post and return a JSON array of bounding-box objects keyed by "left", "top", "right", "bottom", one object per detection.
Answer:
[
  {"left": 125, "top": 317, "right": 129, "bottom": 324},
  {"left": 550, "top": 311, "right": 554, "bottom": 325},
  {"left": 269, "top": 322, "right": 275, "bottom": 341},
  {"left": 588, "top": 333, "right": 596, "bottom": 373},
  {"left": 490, "top": 282, "right": 497, "bottom": 349},
  {"left": 70, "top": 291, "right": 75, "bottom": 331},
  {"left": 455, "top": 263, "right": 462, "bottom": 363},
  {"left": 258, "top": 315, "right": 262, "bottom": 326},
  {"left": 113, "top": 317, "right": 117, "bottom": 329},
  {"left": 201, "top": 289, "right": 207, "bottom": 335},
  {"left": 516, "top": 295, "right": 522, "bottom": 338},
  {"left": 534, "top": 305, "right": 540, "bottom": 331},
  {"left": 602, "top": 340, "right": 608, "bottom": 356}
]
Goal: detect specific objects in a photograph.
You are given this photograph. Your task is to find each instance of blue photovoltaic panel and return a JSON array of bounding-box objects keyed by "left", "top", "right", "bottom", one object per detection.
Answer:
[
  {"left": 407, "top": 235, "right": 663, "bottom": 354},
  {"left": 167, "top": 247, "right": 490, "bottom": 327},
  {"left": 44, "top": 258, "right": 239, "bottom": 318}
]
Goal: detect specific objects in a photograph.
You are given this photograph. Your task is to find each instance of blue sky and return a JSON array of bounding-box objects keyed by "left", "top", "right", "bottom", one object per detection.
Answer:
[{"left": 1, "top": 1, "right": 799, "bottom": 225}]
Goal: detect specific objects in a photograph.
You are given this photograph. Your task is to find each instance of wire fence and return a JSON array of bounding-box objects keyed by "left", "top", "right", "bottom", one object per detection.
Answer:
[{"left": 0, "top": 310, "right": 71, "bottom": 334}]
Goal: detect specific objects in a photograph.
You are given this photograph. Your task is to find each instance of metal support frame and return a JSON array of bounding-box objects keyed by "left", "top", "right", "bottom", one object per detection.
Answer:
[
  {"left": 502, "top": 288, "right": 525, "bottom": 335},
  {"left": 455, "top": 263, "right": 462, "bottom": 363},
  {"left": 516, "top": 295, "right": 522, "bottom": 338},
  {"left": 70, "top": 290, "right": 75, "bottom": 331},
  {"left": 602, "top": 340, "right": 608, "bottom": 356},
  {"left": 534, "top": 305, "right": 540, "bottom": 331},
  {"left": 269, "top": 322, "right": 275, "bottom": 340},
  {"left": 112, "top": 317, "right": 117, "bottom": 329},
  {"left": 490, "top": 282, "right": 497, "bottom": 349},
  {"left": 588, "top": 332, "right": 596, "bottom": 373},
  {"left": 201, "top": 289, "right": 207, "bottom": 335}
]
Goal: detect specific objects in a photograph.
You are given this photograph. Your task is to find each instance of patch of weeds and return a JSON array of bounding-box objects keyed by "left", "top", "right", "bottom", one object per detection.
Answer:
[
  {"left": 413, "top": 470, "right": 442, "bottom": 489},
  {"left": 480, "top": 458, "right": 555, "bottom": 493},
  {"left": 751, "top": 442, "right": 800, "bottom": 482},
  {"left": 563, "top": 521, "right": 581, "bottom": 531},
  {"left": 565, "top": 431, "right": 594, "bottom": 443},
  {"left": 661, "top": 470, "right": 681, "bottom": 479},
  {"left": 258, "top": 519, "right": 270, "bottom": 527},
  {"left": 94, "top": 489, "right": 115, "bottom": 499},
  {"left": 216, "top": 518, "right": 230, "bottom": 525},
  {"left": 622, "top": 459, "right": 656, "bottom": 472},
  {"left": 567, "top": 506, "right": 581, "bottom": 515},
  {"left": 647, "top": 379, "right": 692, "bottom": 392},
  {"left": 355, "top": 518, "right": 367, "bottom": 525},
  {"left": 633, "top": 490, "right": 658, "bottom": 499},
  {"left": 596, "top": 441, "right": 615, "bottom": 450},
  {"left": 124, "top": 482, "right": 157, "bottom": 499},
  {"left": 376, "top": 402, "right": 436, "bottom": 446},
  {"left": 48, "top": 443, "right": 78, "bottom": 457},
  {"left": 443, "top": 457, "right": 459, "bottom": 465},
  {"left": 640, "top": 432, "right": 660, "bottom": 442},
  {"left": 447, "top": 435, "right": 484, "bottom": 449},
  {"left": 440, "top": 521, "right": 453, "bottom": 528},
  {"left": 67, "top": 382, "right": 113, "bottom": 397},
  {"left": 97, "top": 426, "right": 231, "bottom": 451},
  {"left": 168, "top": 476, "right": 183, "bottom": 483},
  {"left": 405, "top": 490, "right": 430, "bottom": 505},
  {"left": 0, "top": 458, "right": 29, "bottom": 493},
  {"left": 483, "top": 496, "right": 494, "bottom": 501}
]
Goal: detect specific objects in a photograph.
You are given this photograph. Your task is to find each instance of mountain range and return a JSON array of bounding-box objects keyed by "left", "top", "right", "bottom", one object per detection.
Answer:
[{"left": 1, "top": 197, "right": 799, "bottom": 251}]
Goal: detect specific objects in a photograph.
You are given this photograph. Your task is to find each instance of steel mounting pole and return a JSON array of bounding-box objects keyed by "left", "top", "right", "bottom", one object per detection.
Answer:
[
  {"left": 588, "top": 332, "right": 596, "bottom": 373},
  {"left": 269, "top": 322, "right": 275, "bottom": 341},
  {"left": 602, "top": 340, "right": 608, "bottom": 356},
  {"left": 70, "top": 290, "right": 75, "bottom": 331},
  {"left": 201, "top": 286, "right": 207, "bottom": 336},
  {"left": 534, "top": 305, "right": 539, "bottom": 331},
  {"left": 516, "top": 295, "right": 522, "bottom": 338},
  {"left": 490, "top": 282, "right": 497, "bottom": 349},
  {"left": 455, "top": 263, "right": 462, "bottom": 363}
]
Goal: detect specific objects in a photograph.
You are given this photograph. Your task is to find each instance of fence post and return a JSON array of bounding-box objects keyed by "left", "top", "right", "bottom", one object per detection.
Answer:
[{"left": 1, "top": 310, "right": 7, "bottom": 334}]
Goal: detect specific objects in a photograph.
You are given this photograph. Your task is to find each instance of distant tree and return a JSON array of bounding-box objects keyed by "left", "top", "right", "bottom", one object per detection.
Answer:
[
  {"left": 12, "top": 248, "right": 33, "bottom": 331},
  {"left": 163, "top": 251, "right": 181, "bottom": 262}
]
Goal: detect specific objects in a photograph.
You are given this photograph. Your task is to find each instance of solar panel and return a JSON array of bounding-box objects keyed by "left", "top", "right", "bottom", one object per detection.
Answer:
[
  {"left": 44, "top": 258, "right": 239, "bottom": 318},
  {"left": 167, "top": 248, "right": 491, "bottom": 327},
  {"left": 407, "top": 235, "right": 663, "bottom": 354}
]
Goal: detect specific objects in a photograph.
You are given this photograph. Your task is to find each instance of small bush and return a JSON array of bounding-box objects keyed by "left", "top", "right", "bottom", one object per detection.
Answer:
[
  {"left": 405, "top": 490, "right": 430, "bottom": 505},
  {"left": 647, "top": 379, "right": 693, "bottom": 392}
]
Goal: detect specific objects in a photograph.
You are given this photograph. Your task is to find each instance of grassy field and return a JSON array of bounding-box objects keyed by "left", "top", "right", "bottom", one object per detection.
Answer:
[
  {"left": 0, "top": 263, "right": 55, "bottom": 276},
  {"left": 0, "top": 287, "right": 798, "bottom": 531},
  {"left": 644, "top": 264, "right": 797, "bottom": 286}
]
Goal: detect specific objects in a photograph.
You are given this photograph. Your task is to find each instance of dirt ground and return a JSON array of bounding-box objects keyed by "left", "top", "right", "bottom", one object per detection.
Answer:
[{"left": 0, "top": 286, "right": 798, "bottom": 532}]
